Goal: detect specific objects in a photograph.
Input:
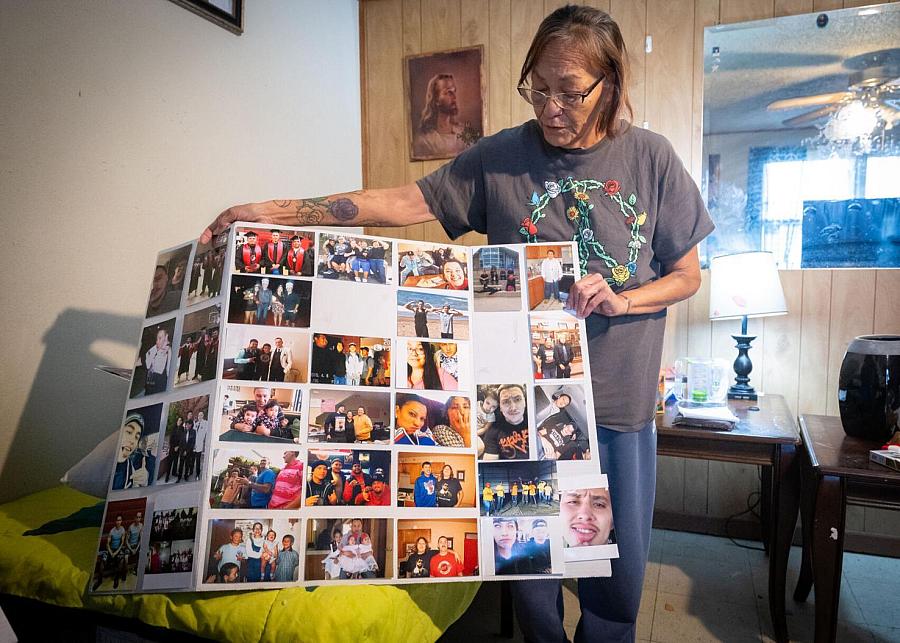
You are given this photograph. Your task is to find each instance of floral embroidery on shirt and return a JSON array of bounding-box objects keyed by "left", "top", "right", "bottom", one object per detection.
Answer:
[{"left": 519, "top": 177, "right": 647, "bottom": 287}]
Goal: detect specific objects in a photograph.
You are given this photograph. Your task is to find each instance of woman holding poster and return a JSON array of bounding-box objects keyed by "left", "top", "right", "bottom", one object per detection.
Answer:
[{"left": 204, "top": 5, "right": 712, "bottom": 640}]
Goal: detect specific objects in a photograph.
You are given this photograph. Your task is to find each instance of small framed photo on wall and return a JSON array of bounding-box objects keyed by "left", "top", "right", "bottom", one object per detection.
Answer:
[
  {"left": 170, "top": 0, "right": 244, "bottom": 35},
  {"left": 404, "top": 46, "right": 486, "bottom": 161}
]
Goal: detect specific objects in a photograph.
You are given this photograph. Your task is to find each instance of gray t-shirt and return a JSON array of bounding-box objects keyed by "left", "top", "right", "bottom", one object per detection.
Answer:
[{"left": 418, "top": 120, "right": 714, "bottom": 431}]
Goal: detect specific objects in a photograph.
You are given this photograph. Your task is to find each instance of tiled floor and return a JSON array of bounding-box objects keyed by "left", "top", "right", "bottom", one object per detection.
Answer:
[{"left": 439, "top": 529, "right": 900, "bottom": 642}]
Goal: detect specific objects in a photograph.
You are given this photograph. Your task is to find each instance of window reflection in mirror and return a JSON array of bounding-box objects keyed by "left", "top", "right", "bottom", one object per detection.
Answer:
[{"left": 701, "top": 3, "right": 900, "bottom": 268}]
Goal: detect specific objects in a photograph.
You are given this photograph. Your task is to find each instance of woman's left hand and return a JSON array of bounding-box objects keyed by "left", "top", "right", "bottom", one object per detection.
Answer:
[{"left": 567, "top": 274, "right": 630, "bottom": 318}]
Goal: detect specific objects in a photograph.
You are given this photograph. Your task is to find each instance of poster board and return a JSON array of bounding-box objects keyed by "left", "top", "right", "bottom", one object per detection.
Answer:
[{"left": 90, "top": 224, "right": 618, "bottom": 593}]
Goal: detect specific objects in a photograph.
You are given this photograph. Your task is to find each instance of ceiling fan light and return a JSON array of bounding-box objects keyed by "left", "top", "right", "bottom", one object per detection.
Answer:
[{"left": 824, "top": 100, "right": 880, "bottom": 140}]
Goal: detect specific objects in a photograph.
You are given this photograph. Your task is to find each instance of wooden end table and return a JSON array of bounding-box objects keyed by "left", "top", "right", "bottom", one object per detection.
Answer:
[
  {"left": 793, "top": 414, "right": 900, "bottom": 642},
  {"left": 656, "top": 394, "right": 801, "bottom": 643}
]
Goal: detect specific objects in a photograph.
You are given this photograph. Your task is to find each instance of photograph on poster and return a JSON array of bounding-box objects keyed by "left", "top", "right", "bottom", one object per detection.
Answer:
[
  {"left": 525, "top": 245, "right": 577, "bottom": 312},
  {"left": 560, "top": 487, "right": 617, "bottom": 551},
  {"left": 222, "top": 326, "right": 309, "bottom": 383},
  {"left": 396, "top": 289, "right": 469, "bottom": 340},
  {"left": 218, "top": 384, "right": 301, "bottom": 443},
  {"left": 129, "top": 318, "right": 176, "bottom": 399},
  {"left": 209, "top": 449, "right": 304, "bottom": 509},
  {"left": 146, "top": 507, "right": 199, "bottom": 575},
  {"left": 187, "top": 231, "right": 227, "bottom": 306},
  {"left": 233, "top": 228, "right": 315, "bottom": 276},
  {"left": 478, "top": 460, "right": 559, "bottom": 517},
  {"left": 396, "top": 452, "right": 476, "bottom": 509},
  {"left": 203, "top": 517, "right": 302, "bottom": 584},
  {"left": 490, "top": 517, "right": 556, "bottom": 576},
  {"left": 306, "top": 389, "right": 392, "bottom": 444},
  {"left": 146, "top": 243, "right": 191, "bottom": 318},
  {"left": 156, "top": 394, "right": 210, "bottom": 485},
  {"left": 304, "top": 518, "right": 392, "bottom": 581},
  {"left": 304, "top": 449, "right": 392, "bottom": 507},
  {"left": 530, "top": 317, "right": 583, "bottom": 380},
  {"left": 405, "top": 46, "right": 484, "bottom": 161},
  {"left": 394, "top": 392, "right": 472, "bottom": 448},
  {"left": 90, "top": 498, "right": 146, "bottom": 593},
  {"left": 111, "top": 403, "right": 162, "bottom": 491},
  {"left": 317, "top": 233, "right": 392, "bottom": 285},
  {"left": 534, "top": 384, "right": 591, "bottom": 461},
  {"left": 473, "top": 246, "right": 522, "bottom": 312},
  {"left": 396, "top": 242, "right": 469, "bottom": 291},
  {"left": 310, "top": 333, "right": 390, "bottom": 387},
  {"left": 227, "top": 275, "right": 312, "bottom": 328},
  {"left": 402, "top": 339, "right": 469, "bottom": 392},
  {"left": 476, "top": 384, "right": 529, "bottom": 460},
  {"left": 397, "top": 519, "right": 479, "bottom": 578},
  {"left": 175, "top": 305, "right": 221, "bottom": 386}
]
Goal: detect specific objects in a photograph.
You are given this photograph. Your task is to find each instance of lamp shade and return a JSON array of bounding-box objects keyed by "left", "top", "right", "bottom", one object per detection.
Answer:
[{"left": 709, "top": 251, "right": 787, "bottom": 321}]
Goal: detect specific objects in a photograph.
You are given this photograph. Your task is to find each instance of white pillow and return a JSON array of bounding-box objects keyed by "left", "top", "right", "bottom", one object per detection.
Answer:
[{"left": 59, "top": 430, "right": 118, "bottom": 498}]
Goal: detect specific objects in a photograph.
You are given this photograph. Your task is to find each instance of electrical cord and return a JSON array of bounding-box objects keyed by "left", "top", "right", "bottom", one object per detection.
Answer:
[{"left": 723, "top": 465, "right": 766, "bottom": 551}]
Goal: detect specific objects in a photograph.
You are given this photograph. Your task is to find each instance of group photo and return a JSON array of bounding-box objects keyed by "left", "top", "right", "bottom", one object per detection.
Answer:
[
  {"left": 396, "top": 242, "right": 469, "bottom": 290},
  {"left": 222, "top": 326, "right": 309, "bottom": 383},
  {"left": 397, "top": 519, "right": 479, "bottom": 578},
  {"left": 310, "top": 333, "right": 390, "bottom": 386},
  {"left": 530, "top": 317, "right": 583, "bottom": 380},
  {"left": 129, "top": 318, "right": 176, "bottom": 399},
  {"left": 111, "top": 403, "right": 161, "bottom": 491},
  {"left": 304, "top": 449, "right": 392, "bottom": 506},
  {"left": 156, "top": 395, "right": 210, "bottom": 485},
  {"left": 218, "top": 385, "right": 301, "bottom": 443},
  {"left": 204, "top": 517, "right": 302, "bottom": 584},
  {"left": 525, "top": 245, "right": 576, "bottom": 312},
  {"left": 476, "top": 384, "right": 529, "bottom": 460},
  {"left": 478, "top": 460, "right": 559, "bottom": 517},
  {"left": 91, "top": 498, "right": 146, "bottom": 593},
  {"left": 316, "top": 233, "right": 392, "bottom": 284},
  {"left": 146, "top": 506, "right": 199, "bottom": 576},
  {"left": 473, "top": 246, "right": 523, "bottom": 312},
  {"left": 233, "top": 228, "right": 315, "bottom": 276},
  {"left": 146, "top": 243, "right": 191, "bottom": 318},
  {"left": 396, "top": 289, "right": 469, "bottom": 340},
  {"left": 306, "top": 389, "right": 392, "bottom": 444},
  {"left": 393, "top": 392, "right": 471, "bottom": 448},
  {"left": 534, "top": 384, "right": 591, "bottom": 461},
  {"left": 174, "top": 305, "right": 221, "bottom": 386},
  {"left": 209, "top": 449, "right": 304, "bottom": 509},
  {"left": 185, "top": 232, "right": 226, "bottom": 306},
  {"left": 228, "top": 275, "right": 312, "bottom": 328},
  {"left": 396, "top": 452, "right": 476, "bottom": 509},
  {"left": 489, "top": 516, "right": 558, "bottom": 577},
  {"left": 402, "top": 339, "right": 469, "bottom": 392},
  {"left": 304, "top": 518, "right": 391, "bottom": 581}
]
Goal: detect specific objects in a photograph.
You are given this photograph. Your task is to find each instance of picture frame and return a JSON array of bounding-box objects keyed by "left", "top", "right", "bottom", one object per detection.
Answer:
[
  {"left": 404, "top": 46, "right": 486, "bottom": 161},
  {"left": 446, "top": 537, "right": 454, "bottom": 550},
  {"left": 170, "top": 0, "right": 244, "bottom": 35},
  {"left": 457, "top": 470, "right": 465, "bottom": 481}
]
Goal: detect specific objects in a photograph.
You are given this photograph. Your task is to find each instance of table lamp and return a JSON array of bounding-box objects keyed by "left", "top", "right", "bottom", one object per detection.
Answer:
[{"left": 708, "top": 251, "right": 787, "bottom": 400}]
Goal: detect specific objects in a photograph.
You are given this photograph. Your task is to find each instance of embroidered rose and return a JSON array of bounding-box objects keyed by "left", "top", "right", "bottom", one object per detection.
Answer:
[
  {"left": 626, "top": 261, "right": 637, "bottom": 275},
  {"left": 604, "top": 180, "right": 620, "bottom": 196},
  {"left": 520, "top": 217, "right": 538, "bottom": 236},
  {"left": 574, "top": 191, "right": 589, "bottom": 202},
  {"left": 612, "top": 264, "right": 630, "bottom": 283},
  {"left": 328, "top": 198, "right": 359, "bottom": 222},
  {"left": 625, "top": 214, "right": 636, "bottom": 225},
  {"left": 566, "top": 206, "right": 579, "bottom": 221},
  {"left": 636, "top": 212, "right": 647, "bottom": 226},
  {"left": 580, "top": 229, "right": 594, "bottom": 242},
  {"left": 545, "top": 181, "right": 561, "bottom": 198}
]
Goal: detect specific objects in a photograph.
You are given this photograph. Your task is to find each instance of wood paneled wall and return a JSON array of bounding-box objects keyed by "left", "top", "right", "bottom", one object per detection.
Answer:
[{"left": 360, "top": 0, "right": 900, "bottom": 540}]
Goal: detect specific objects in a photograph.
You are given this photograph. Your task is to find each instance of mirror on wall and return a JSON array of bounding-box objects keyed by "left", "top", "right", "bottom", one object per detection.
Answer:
[{"left": 701, "top": 3, "right": 899, "bottom": 268}]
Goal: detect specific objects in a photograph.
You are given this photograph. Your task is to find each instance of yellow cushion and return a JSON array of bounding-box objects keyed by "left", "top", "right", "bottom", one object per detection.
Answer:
[{"left": 0, "top": 486, "right": 479, "bottom": 642}]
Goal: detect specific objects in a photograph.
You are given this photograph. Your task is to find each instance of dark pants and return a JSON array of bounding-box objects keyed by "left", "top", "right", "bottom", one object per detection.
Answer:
[{"left": 511, "top": 419, "right": 657, "bottom": 643}]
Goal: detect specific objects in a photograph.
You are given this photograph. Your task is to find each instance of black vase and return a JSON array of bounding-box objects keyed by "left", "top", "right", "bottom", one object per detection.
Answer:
[{"left": 838, "top": 335, "right": 900, "bottom": 441}]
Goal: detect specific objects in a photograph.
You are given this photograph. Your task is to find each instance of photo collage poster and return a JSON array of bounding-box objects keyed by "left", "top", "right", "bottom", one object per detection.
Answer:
[{"left": 91, "top": 224, "right": 617, "bottom": 594}]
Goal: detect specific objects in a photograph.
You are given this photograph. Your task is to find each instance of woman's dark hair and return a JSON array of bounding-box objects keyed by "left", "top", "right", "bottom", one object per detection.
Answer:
[
  {"left": 408, "top": 342, "right": 442, "bottom": 390},
  {"left": 519, "top": 5, "right": 633, "bottom": 139}
]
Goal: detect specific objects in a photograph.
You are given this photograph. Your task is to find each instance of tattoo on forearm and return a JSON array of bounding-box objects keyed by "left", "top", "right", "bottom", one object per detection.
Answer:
[
  {"left": 272, "top": 200, "right": 292, "bottom": 208},
  {"left": 289, "top": 195, "right": 360, "bottom": 226}
]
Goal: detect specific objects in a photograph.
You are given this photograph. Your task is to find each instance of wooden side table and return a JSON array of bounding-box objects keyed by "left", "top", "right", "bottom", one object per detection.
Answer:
[
  {"left": 657, "top": 394, "right": 801, "bottom": 643},
  {"left": 793, "top": 414, "right": 900, "bottom": 642}
]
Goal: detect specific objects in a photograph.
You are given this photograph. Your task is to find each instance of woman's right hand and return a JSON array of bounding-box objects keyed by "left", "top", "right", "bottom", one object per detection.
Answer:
[{"left": 201, "top": 202, "right": 273, "bottom": 244}]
